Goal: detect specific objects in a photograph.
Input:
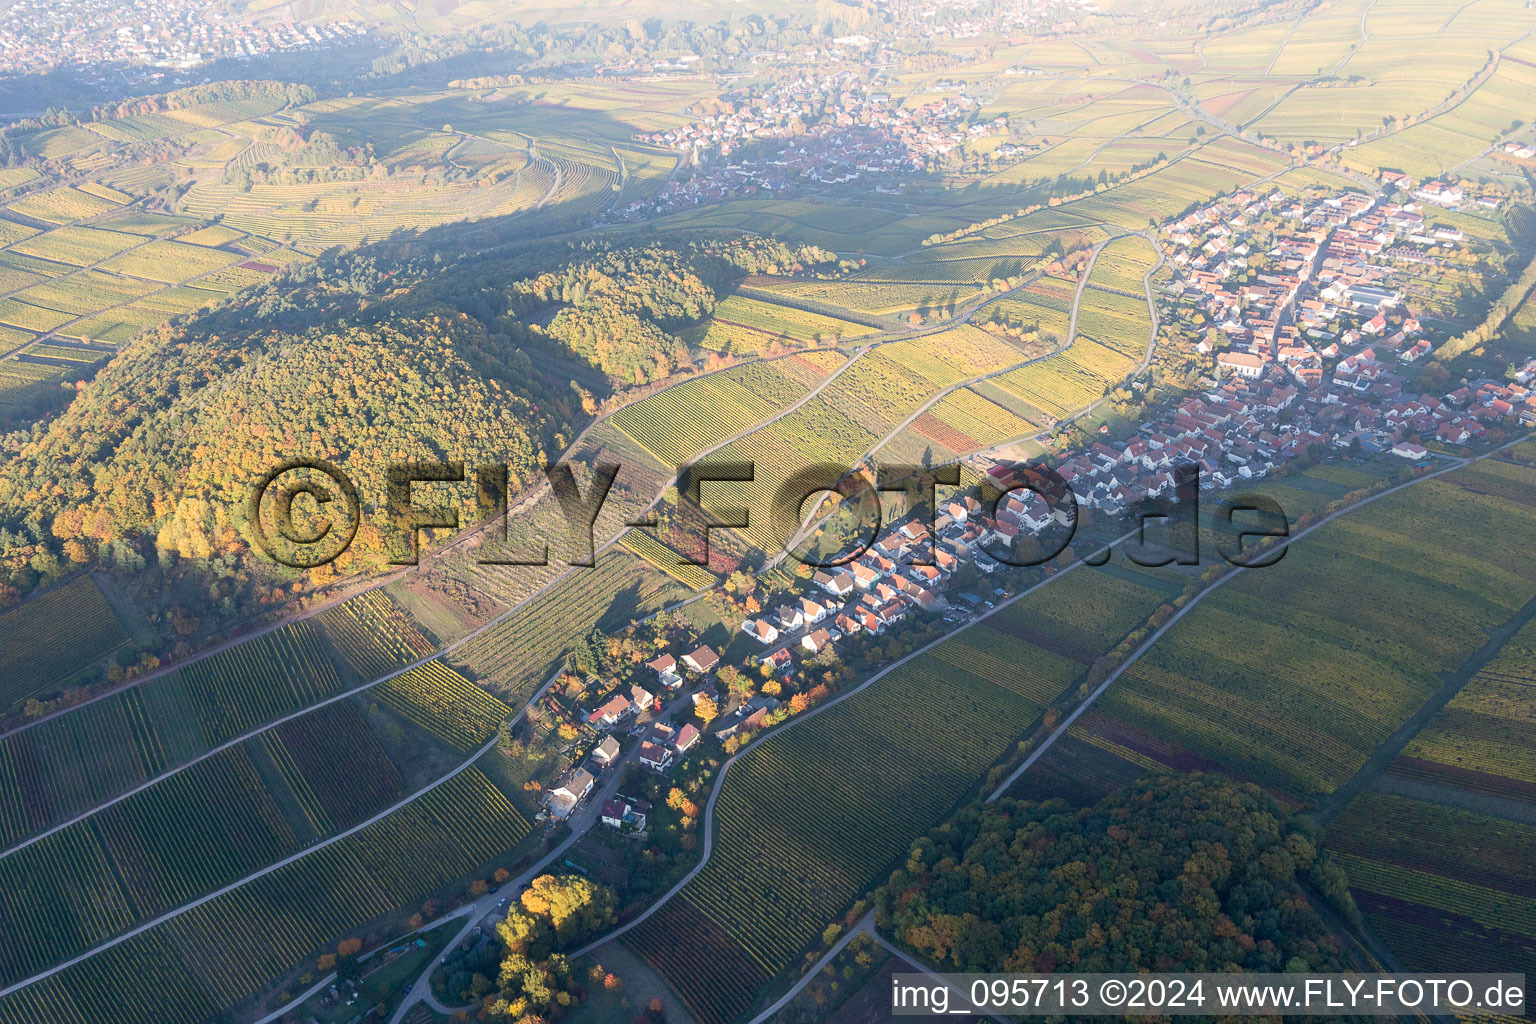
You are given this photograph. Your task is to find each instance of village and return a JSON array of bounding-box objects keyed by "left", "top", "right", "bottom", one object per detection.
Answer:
[
  {"left": 552, "top": 177, "right": 1536, "bottom": 839},
  {"left": 611, "top": 69, "right": 1031, "bottom": 219}
]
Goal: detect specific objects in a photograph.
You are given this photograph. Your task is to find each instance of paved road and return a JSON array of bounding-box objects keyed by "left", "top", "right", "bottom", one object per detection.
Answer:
[
  {"left": 743, "top": 910, "right": 876, "bottom": 1024},
  {"left": 380, "top": 689, "right": 696, "bottom": 1024},
  {"left": 567, "top": 526, "right": 1135, "bottom": 963}
]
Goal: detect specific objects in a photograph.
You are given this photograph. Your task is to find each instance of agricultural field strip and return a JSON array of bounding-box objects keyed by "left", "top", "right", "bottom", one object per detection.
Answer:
[
  {"left": 0, "top": 726, "right": 504, "bottom": 998},
  {"left": 0, "top": 589, "right": 530, "bottom": 862},
  {"left": 863, "top": 236, "right": 1128, "bottom": 457},
  {"left": 0, "top": 120, "right": 605, "bottom": 365},
  {"left": 572, "top": 521, "right": 1148, "bottom": 964},
  {"left": 779, "top": 234, "right": 1163, "bottom": 556},
  {"left": 987, "top": 435, "right": 1531, "bottom": 803},
  {"left": 863, "top": 269, "right": 1065, "bottom": 458},
  {"left": 0, "top": 198, "right": 270, "bottom": 364},
  {"left": 1313, "top": 602, "right": 1536, "bottom": 825},
  {"left": 1237, "top": 0, "right": 1535, "bottom": 140}
]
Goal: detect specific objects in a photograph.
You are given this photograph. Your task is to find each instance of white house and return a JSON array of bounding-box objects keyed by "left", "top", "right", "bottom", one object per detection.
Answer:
[
  {"left": 591, "top": 735, "right": 621, "bottom": 769},
  {"left": 742, "top": 618, "right": 780, "bottom": 645},
  {"left": 646, "top": 653, "right": 682, "bottom": 689}
]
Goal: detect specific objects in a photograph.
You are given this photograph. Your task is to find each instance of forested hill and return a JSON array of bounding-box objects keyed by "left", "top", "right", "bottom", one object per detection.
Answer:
[
  {"left": 878, "top": 776, "right": 1360, "bottom": 975},
  {"left": 0, "top": 230, "right": 831, "bottom": 616}
]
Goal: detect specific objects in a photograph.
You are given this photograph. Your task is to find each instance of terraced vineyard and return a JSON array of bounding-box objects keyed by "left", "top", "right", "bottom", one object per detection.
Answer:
[
  {"left": 0, "top": 767, "right": 531, "bottom": 1024},
  {"left": 619, "top": 530, "right": 718, "bottom": 589},
  {"left": 1326, "top": 794, "right": 1536, "bottom": 976},
  {"left": 1390, "top": 613, "right": 1536, "bottom": 802},
  {"left": 700, "top": 294, "right": 875, "bottom": 352},
  {"left": 626, "top": 565, "right": 1174, "bottom": 1024},
  {"left": 263, "top": 701, "right": 406, "bottom": 832},
  {"left": 0, "top": 576, "right": 129, "bottom": 713},
  {"left": 608, "top": 371, "right": 786, "bottom": 467},
  {"left": 314, "top": 590, "right": 438, "bottom": 683}
]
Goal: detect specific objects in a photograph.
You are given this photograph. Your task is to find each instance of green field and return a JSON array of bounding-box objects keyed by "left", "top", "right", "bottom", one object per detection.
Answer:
[
  {"left": 0, "top": 767, "right": 531, "bottom": 1024},
  {"left": 1072, "top": 461, "right": 1536, "bottom": 799},
  {"left": 0, "top": 577, "right": 129, "bottom": 713}
]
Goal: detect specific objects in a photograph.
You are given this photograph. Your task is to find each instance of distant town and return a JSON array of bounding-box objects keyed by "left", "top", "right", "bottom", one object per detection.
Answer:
[{"left": 0, "top": 0, "right": 365, "bottom": 80}]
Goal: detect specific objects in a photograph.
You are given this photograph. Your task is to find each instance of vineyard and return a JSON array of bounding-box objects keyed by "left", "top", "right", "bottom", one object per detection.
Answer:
[
  {"left": 99, "top": 239, "right": 239, "bottom": 284},
  {"left": 987, "top": 276, "right": 1076, "bottom": 341},
  {"left": 1087, "top": 235, "right": 1159, "bottom": 293},
  {"left": 372, "top": 662, "right": 511, "bottom": 754},
  {"left": 0, "top": 620, "right": 345, "bottom": 849},
  {"left": 0, "top": 767, "right": 532, "bottom": 1024},
  {"left": 8, "top": 186, "right": 125, "bottom": 224},
  {"left": 452, "top": 551, "right": 688, "bottom": 704},
  {"left": 760, "top": 278, "right": 981, "bottom": 318},
  {"left": 911, "top": 387, "right": 1038, "bottom": 454},
  {"left": 173, "top": 623, "right": 346, "bottom": 744},
  {"left": 1086, "top": 465, "right": 1536, "bottom": 799},
  {"left": 990, "top": 355, "right": 1117, "bottom": 420},
  {"left": 0, "top": 576, "right": 129, "bottom": 713},
  {"left": 0, "top": 743, "right": 298, "bottom": 984},
  {"left": 10, "top": 225, "right": 140, "bottom": 266},
  {"left": 618, "top": 530, "right": 718, "bottom": 589},
  {"left": 1390, "top": 612, "right": 1536, "bottom": 801},
  {"left": 264, "top": 700, "right": 406, "bottom": 832},
  {"left": 703, "top": 394, "right": 877, "bottom": 553},
  {"left": 1326, "top": 793, "right": 1536, "bottom": 976},
  {"left": 315, "top": 590, "right": 438, "bottom": 683},
  {"left": 627, "top": 565, "right": 1173, "bottom": 1024},
  {"left": 0, "top": 689, "right": 434, "bottom": 983},
  {"left": 699, "top": 294, "right": 875, "bottom": 353},
  {"left": 608, "top": 371, "right": 785, "bottom": 467}
]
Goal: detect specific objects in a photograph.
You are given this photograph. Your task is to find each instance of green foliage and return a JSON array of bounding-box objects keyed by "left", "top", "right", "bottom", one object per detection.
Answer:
[
  {"left": 879, "top": 775, "right": 1354, "bottom": 973},
  {"left": 477, "top": 875, "right": 616, "bottom": 1019}
]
